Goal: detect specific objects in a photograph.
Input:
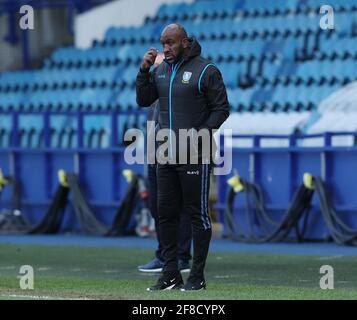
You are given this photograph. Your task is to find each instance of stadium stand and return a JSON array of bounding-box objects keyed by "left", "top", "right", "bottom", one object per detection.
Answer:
[
  {"left": 0, "top": 0, "right": 356, "bottom": 148},
  {"left": 0, "top": 0, "right": 357, "bottom": 238}
]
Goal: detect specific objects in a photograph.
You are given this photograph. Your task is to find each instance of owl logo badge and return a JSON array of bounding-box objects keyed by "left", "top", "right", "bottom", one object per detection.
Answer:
[{"left": 182, "top": 71, "right": 192, "bottom": 84}]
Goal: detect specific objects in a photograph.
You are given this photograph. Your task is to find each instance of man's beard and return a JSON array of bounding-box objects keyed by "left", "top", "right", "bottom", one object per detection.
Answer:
[{"left": 167, "top": 49, "right": 184, "bottom": 64}]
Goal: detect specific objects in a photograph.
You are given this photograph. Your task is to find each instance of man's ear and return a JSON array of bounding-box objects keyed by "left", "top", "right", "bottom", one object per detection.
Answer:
[{"left": 182, "top": 37, "right": 190, "bottom": 49}]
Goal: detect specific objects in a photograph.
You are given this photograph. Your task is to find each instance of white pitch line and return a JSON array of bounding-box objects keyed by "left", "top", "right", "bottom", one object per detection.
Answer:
[
  {"left": 70, "top": 268, "right": 84, "bottom": 272},
  {"left": 316, "top": 255, "right": 343, "bottom": 261},
  {"left": 103, "top": 270, "right": 119, "bottom": 274},
  {"left": 37, "top": 267, "right": 52, "bottom": 271},
  {"left": 0, "top": 294, "right": 92, "bottom": 300},
  {"left": 139, "top": 273, "right": 157, "bottom": 277}
]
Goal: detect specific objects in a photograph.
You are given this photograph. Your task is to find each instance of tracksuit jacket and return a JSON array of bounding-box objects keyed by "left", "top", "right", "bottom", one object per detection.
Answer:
[{"left": 136, "top": 38, "right": 229, "bottom": 162}]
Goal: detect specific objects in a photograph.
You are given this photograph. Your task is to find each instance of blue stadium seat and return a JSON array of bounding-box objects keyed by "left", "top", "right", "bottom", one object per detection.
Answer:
[
  {"left": 296, "top": 13, "right": 319, "bottom": 33},
  {"left": 0, "top": 116, "right": 12, "bottom": 147},
  {"left": 118, "top": 115, "right": 128, "bottom": 145},
  {"left": 120, "top": 65, "right": 138, "bottom": 87},
  {"left": 334, "top": 12, "right": 354, "bottom": 36},
  {"left": 219, "top": 62, "right": 240, "bottom": 89},
  {"left": 271, "top": 85, "right": 289, "bottom": 110},
  {"left": 59, "top": 116, "right": 77, "bottom": 148},
  {"left": 260, "top": 60, "right": 281, "bottom": 84},
  {"left": 18, "top": 115, "right": 43, "bottom": 148},
  {"left": 317, "top": 35, "right": 357, "bottom": 60},
  {"left": 264, "top": 39, "right": 285, "bottom": 59},
  {"left": 84, "top": 115, "right": 98, "bottom": 148},
  {"left": 50, "top": 115, "right": 69, "bottom": 148},
  {"left": 137, "top": 113, "right": 148, "bottom": 137},
  {"left": 104, "top": 26, "right": 117, "bottom": 42},
  {"left": 237, "top": 88, "right": 255, "bottom": 112},
  {"left": 226, "top": 88, "right": 238, "bottom": 111},
  {"left": 78, "top": 88, "right": 96, "bottom": 111},
  {"left": 0, "top": 92, "right": 23, "bottom": 111},
  {"left": 281, "top": 37, "right": 298, "bottom": 60}
]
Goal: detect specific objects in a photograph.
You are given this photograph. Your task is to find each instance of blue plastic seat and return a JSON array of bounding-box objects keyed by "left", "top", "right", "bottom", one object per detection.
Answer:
[
  {"left": 238, "top": 88, "right": 254, "bottom": 111},
  {"left": 0, "top": 92, "right": 23, "bottom": 111},
  {"left": 105, "top": 26, "right": 117, "bottom": 42},
  {"left": 334, "top": 12, "right": 353, "bottom": 36},
  {"left": 84, "top": 115, "right": 100, "bottom": 148},
  {"left": 18, "top": 115, "right": 43, "bottom": 148},
  {"left": 118, "top": 115, "right": 128, "bottom": 145},
  {"left": 226, "top": 88, "right": 238, "bottom": 111},
  {"left": 262, "top": 61, "right": 280, "bottom": 83},
  {"left": 281, "top": 38, "right": 298, "bottom": 60},
  {"left": 271, "top": 85, "right": 285, "bottom": 105},
  {"left": 0, "top": 116, "right": 12, "bottom": 147},
  {"left": 50, "top": 115, "right": 66, "bottom": 148},
  {"left": 220, "top": 62, "right": 239, "bottom": 89}
]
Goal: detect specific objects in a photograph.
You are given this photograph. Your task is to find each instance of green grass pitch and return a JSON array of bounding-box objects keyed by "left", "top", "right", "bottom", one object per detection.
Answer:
[{"left": 0, "top": 244, "right": 357, "bottom": 300}]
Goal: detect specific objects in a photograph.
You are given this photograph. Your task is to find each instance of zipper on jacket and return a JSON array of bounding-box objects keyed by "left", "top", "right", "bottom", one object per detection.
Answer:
[{"left": 168, "top": 59, "right": 183, "bottom": 160}]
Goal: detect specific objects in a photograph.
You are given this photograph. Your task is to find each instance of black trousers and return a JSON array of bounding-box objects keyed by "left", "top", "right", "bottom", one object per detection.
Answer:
[
  {"left": 148, "top": 164, "right": 192, "bottom": 262},
  {"left": 157, "top": 163, "right": 212, "bottom": 279}
]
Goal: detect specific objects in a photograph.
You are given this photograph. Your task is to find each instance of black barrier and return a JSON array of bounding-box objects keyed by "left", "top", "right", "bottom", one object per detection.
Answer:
[
  {"left": 224, "top": 175, "right": 313, "bottom": 243},
  {"left": 0, "top": 169, "right": 150, "bottom": 236},
  {"left": 225, "top": 172, "right": 357, "bottom": 246},
  {"left": 314, "top": 177, "right": 357, "bottom": 246},
  {"left": 67, "top": 174, "right": 109, "bottom": 236}
]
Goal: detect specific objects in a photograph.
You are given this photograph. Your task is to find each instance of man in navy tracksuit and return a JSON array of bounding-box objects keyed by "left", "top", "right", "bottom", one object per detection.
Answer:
[
  {"left": 138, "top": 99, "right": 192, "bottom": 273},
  {"left": 136, "top": 24, "right": 229, "bottom": 290},
  {"left": 138, "top": 54, "right": 192, "bottom": 273}
]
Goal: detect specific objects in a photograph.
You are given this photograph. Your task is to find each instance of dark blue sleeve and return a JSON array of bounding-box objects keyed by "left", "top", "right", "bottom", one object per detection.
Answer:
[
  {"left": 199, "top": 66, "right": 230, "bottom": 130},
  {"left": 136, "top": 68, "right": 159, "bottom": 107}
]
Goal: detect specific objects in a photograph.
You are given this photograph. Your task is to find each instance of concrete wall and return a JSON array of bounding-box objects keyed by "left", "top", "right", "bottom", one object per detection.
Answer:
[
  {"left": 0, "top": 15, "right": 22, "bottom": 72},
  {"left": 74, "top": 0, "right": 194, "bottom": 48},
  {"left": 0, "top": 8, "right": 73, "bottom": 72}
]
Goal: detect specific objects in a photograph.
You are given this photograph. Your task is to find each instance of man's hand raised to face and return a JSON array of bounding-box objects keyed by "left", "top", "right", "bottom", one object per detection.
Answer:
[{"left": 140, "top": 48, "right": 158, "bottom": 72}]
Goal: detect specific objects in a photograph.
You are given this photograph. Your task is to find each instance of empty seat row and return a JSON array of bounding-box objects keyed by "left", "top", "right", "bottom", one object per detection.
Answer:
[
  {"left": 104, "top": 24, "right": 163, "bottom": 45},
  {"left": 0, "top": 89, "right": 117, "bottom": 112},
  {"left": 154, "top": 0, "right": 308, "bottom": 21},
  {"left": 257, "top": 59, "right": 357, "bottom": 86},
  {"left": 150, "top": 13, "right": 328, "bottom": 42},
  {"left": 315, "top": 35, "right": 357, "bottom": 60},
  {"left": 152, "top": 0, "right": 356, "bottom": 22},
  {"left": 48, "top": 43, "right": 159, "bottom": 68},
  {"left": 307, "top": 0, "right": 357, "bottom": 11},
  {"left": 1, "top": 57, "right": 353, "bottom": 112},
  {"left": 0, "top": 66, "right": 123, "bottom": 91},
  {"left": 226, "top": 83, "right": 340, "bottom": 112},
  {"left": 287, "top": 60, "right": 356, "bottom": 85},
  {"left": 200, "top": 38, "right": 266, "bottom": 61},
  {"left": 270, "top": 84, "right": 340, "bottom": 106},
  {"left": 0, "top": 114, "right": 147, "bottom": 148},
  {"left": 153, "top": 8, "right": 355, "bottom": 45}
]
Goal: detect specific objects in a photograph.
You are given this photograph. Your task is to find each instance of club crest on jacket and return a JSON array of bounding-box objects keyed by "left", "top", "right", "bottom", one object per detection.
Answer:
[{"left": 182, "top": 71, "right": 192, "bottom": 83}]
